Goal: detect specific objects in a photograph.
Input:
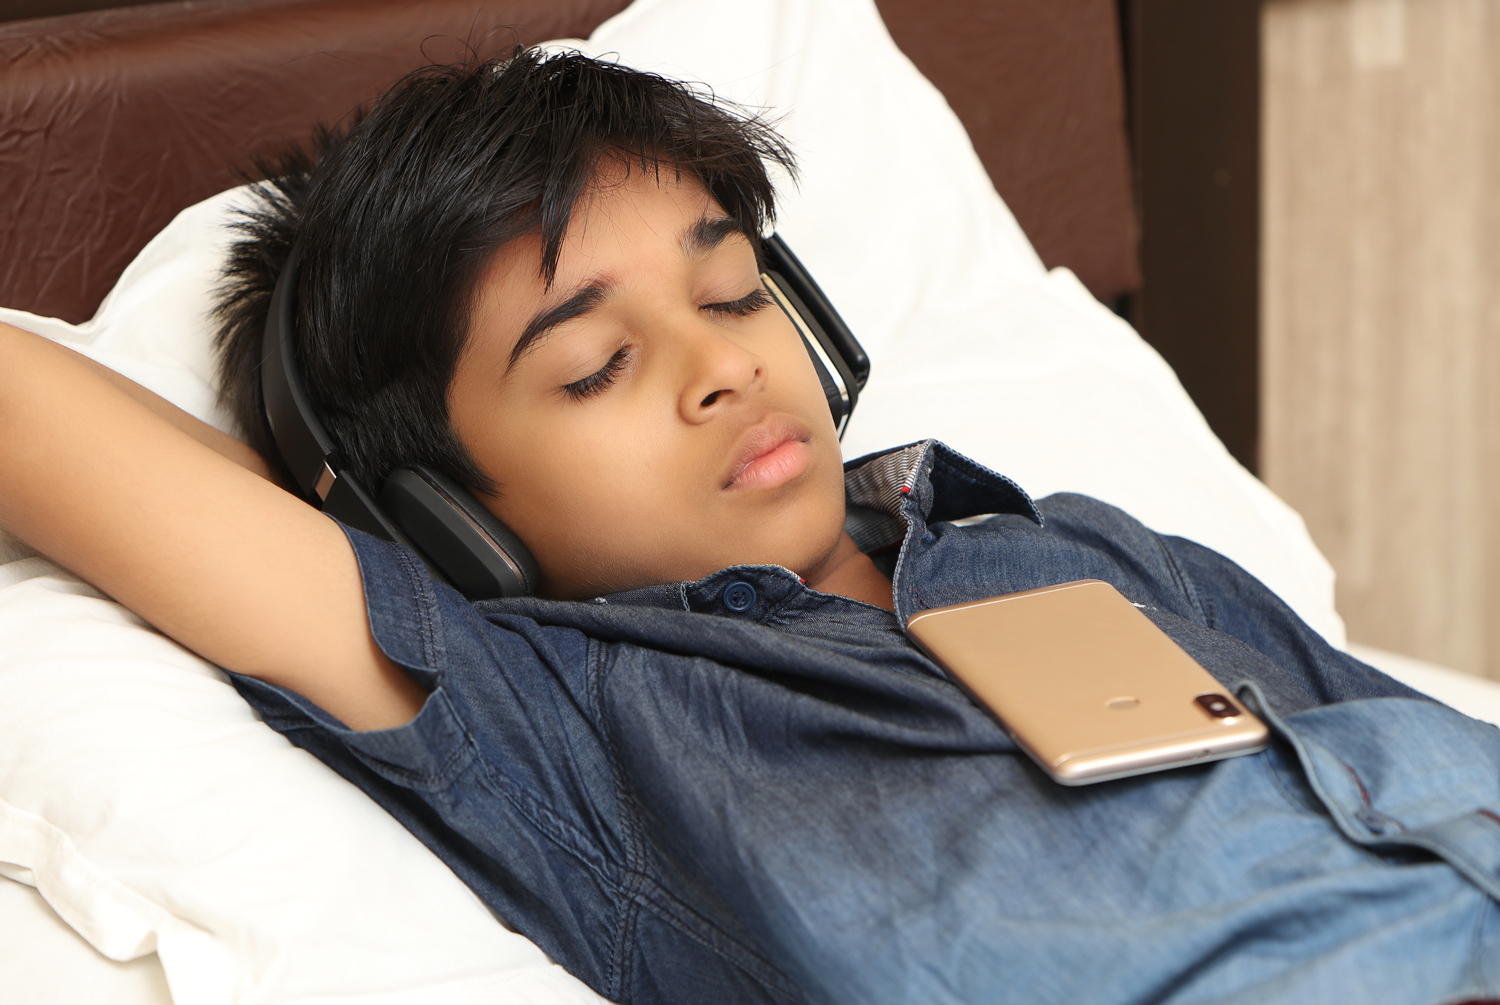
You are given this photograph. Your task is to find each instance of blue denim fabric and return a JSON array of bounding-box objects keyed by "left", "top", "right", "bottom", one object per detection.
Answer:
[{"left": 232, "top": 441, "right": 1500, "bottom": 1005}]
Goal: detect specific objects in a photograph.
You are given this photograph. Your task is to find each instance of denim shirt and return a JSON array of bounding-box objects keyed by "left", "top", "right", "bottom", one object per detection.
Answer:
[{"left": 232, "top": 441, "right": 1500, "bottom": 1005}]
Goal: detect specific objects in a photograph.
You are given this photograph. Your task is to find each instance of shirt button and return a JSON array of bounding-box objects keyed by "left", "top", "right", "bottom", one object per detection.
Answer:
[{"left": 722, "top": 581, "right": 757, "bottom": 612}]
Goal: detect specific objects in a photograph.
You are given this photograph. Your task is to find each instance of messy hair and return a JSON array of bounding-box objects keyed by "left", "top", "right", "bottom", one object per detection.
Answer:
[{"left": 213, "top": 49, "right": 795, "bottom": 494}]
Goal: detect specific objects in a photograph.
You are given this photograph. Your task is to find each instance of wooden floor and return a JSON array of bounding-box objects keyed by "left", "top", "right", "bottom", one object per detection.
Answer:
[{"left": 1262, "top": 0, "right": 1500, "bottom": 678}]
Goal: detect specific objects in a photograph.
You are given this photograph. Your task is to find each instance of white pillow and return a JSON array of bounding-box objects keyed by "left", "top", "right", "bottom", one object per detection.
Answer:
[
  {"left": 0, "top": 874, "right": 171, "bottom": 1005},
  {"left": 0, "top": 0, "right": 1348, "bottom": 1002},
  {"left": 0, "top": 560, "right": 607, "bottom": 1005}
]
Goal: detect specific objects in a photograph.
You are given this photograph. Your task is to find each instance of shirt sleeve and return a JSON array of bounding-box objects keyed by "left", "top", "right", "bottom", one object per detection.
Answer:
[{"left": 227, "top": 521, "right": 622, "bottom": 875}]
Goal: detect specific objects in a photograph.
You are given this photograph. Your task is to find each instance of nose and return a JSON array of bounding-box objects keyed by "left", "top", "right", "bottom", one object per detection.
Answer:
[{"left": 676, "top": 320, "right": 765, "bottom": 424}]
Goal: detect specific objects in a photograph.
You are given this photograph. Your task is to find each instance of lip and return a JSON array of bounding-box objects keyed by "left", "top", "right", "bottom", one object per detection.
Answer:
[{"left": 723, "top": 415, "right": 814, "bottom": 491}]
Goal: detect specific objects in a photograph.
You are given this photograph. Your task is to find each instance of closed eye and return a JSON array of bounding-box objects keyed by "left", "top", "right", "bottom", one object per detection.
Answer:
[
  {"left": 702, "top": 287, "right": 773, "bottom": 318},
  {"left": 561, "top": 347, "right": 631, "bottom": 401}
]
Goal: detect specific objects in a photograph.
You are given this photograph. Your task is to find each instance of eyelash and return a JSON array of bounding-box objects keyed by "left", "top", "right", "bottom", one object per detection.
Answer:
[
  {"left": 559, "top": 288, "right": 773, "bottom": 401},
  {"left": 562, "top": 347, "right": 631, "bottom": 401},
  {"left": 702, "top": 287, "right": 773, "bottom": 317}
]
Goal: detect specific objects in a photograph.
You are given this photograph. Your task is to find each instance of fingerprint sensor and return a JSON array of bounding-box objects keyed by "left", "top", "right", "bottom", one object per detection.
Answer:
[{"left": 1106, "top": 696, "right": 1140, "bottom": 711}]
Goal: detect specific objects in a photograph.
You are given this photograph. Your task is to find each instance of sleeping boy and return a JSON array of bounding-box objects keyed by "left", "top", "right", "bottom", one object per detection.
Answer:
[{"left": 2, "top": 50, "right": 1499, "bottom": 1005}]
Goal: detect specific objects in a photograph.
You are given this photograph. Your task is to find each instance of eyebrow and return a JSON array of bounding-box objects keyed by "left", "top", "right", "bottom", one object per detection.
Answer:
[
  {"left": 505, "top": 214, "right": 748, "bottom": 372},
  {"left": 507, "top": 283, "right": 609, "bottom": 370},
  {"left": 682, "top": 215, "right": 746, "bottom": 257}
]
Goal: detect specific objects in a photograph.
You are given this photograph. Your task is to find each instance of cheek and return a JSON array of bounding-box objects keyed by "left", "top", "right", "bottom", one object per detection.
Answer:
[
  {"left": 478, "top": 397, "right": 694, "bottom": 559},
  {"left": 764, "top": 330, "right": 839, "bottom": 434}
]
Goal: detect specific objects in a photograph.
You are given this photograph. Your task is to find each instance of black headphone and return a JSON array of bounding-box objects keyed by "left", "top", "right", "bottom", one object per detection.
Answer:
[{"left": 260, "top": 234, "right": 869, "bottom": 600}]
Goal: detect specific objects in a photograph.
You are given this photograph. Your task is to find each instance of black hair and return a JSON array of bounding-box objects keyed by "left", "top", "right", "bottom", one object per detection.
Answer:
[{"left": 213, "top": 48, "right": 795, "bottom": 494}]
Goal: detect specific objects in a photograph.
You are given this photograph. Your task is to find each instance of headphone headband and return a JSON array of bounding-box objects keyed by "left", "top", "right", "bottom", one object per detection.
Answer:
[{"left": 261, "top": 246, "right": 343, "bottom": 501}]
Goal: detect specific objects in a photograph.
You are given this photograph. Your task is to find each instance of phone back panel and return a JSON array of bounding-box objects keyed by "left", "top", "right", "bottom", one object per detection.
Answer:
[{"left": 905, "top": 580, "right": 1268, "bottom": 784}]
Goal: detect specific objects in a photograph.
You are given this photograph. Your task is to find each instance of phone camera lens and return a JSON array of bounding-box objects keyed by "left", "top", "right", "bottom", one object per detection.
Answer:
[{"left": 1194, "top": 693, "right": 1240, "bottom": 720}]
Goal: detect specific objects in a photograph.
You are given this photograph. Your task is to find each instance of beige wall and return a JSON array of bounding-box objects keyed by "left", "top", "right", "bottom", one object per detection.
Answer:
[{"left": 1262, "top": 0, "right": 1500, "bottom": 678}]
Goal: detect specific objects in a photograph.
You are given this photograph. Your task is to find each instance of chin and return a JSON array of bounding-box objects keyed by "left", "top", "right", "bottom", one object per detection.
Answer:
[{"left": 750, "top": 507, "right": 848, "bottom": 578}]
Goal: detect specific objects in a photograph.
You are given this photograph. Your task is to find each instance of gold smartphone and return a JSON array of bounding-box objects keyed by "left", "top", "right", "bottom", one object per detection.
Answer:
[{"left": 905, "top": 580, "right": 1268, "bottom": 785}]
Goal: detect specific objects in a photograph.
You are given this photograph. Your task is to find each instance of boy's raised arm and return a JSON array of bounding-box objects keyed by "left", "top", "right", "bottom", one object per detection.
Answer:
[
  {"left": 59, "top": 341, "right": 282, "bottom": 485},
  {"left": 0, "top": 322, "right": 426, "bottom": 730}
]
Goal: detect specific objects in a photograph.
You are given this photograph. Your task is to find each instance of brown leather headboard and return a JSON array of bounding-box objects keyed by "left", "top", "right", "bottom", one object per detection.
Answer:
[{"left": 0, "top": 0, "right": 1138, "bottom": 325}]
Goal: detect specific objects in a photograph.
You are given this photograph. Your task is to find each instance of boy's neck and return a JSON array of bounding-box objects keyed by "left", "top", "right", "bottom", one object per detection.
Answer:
[{"left": 806, "top": 531, "right": 894, "bottom": 612}]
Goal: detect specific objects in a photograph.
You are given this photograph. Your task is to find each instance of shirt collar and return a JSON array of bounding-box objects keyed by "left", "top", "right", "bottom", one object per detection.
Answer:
[{"left": 842, "top": 439, "right": 1041, "bottom": 554}]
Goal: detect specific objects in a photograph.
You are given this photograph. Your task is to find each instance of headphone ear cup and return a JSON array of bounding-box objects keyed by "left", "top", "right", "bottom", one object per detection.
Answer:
[{"left": 378, "top": 466, "right": 540, "bottom": 599}]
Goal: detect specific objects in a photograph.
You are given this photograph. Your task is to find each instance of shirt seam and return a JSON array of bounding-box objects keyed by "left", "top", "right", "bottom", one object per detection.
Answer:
[
  {"left": 1469, "top": 891, "right": 1500, "bottom": 992},
  {"left": 393, "top": 542, "right": 445, "bottom": 674},
  {"left": 626, "top": 880, "right": 808, "bottom": 1003},
  {"left": 464, "top": 751, "right": 620, "bottom": 881},
  {"left": 589, "top": 638, "right": 802, "bottom": 1002},
  {"left": 590, "top": 638, "right": 642, "bottom": 1000},
  {"left": 1155, "top": 533, "right": 1217, "bottom": 629}
]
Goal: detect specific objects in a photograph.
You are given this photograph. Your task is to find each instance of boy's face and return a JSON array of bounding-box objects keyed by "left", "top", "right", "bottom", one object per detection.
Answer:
[{"left": 448, "top": 165, "right": 848, "bottom": 598}]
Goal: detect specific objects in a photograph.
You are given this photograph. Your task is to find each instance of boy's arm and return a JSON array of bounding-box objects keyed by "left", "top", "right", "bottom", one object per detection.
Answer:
[
  {"left": 0, "top": 322, "right": 426, "bottom": 730},
  {"left": 60, "top": 341, "right": 281, "bottom": 484}
]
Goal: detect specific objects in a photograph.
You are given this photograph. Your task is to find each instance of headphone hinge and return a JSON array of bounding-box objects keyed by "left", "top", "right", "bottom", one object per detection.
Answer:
[{"left": 314, "top": 462, "right": 337, "bottom": 503}]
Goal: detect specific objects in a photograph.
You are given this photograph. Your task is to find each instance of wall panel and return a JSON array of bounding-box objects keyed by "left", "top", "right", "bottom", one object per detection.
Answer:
[{"left": 1262, "top": 0, "right": 1500, "bottom": 676}]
